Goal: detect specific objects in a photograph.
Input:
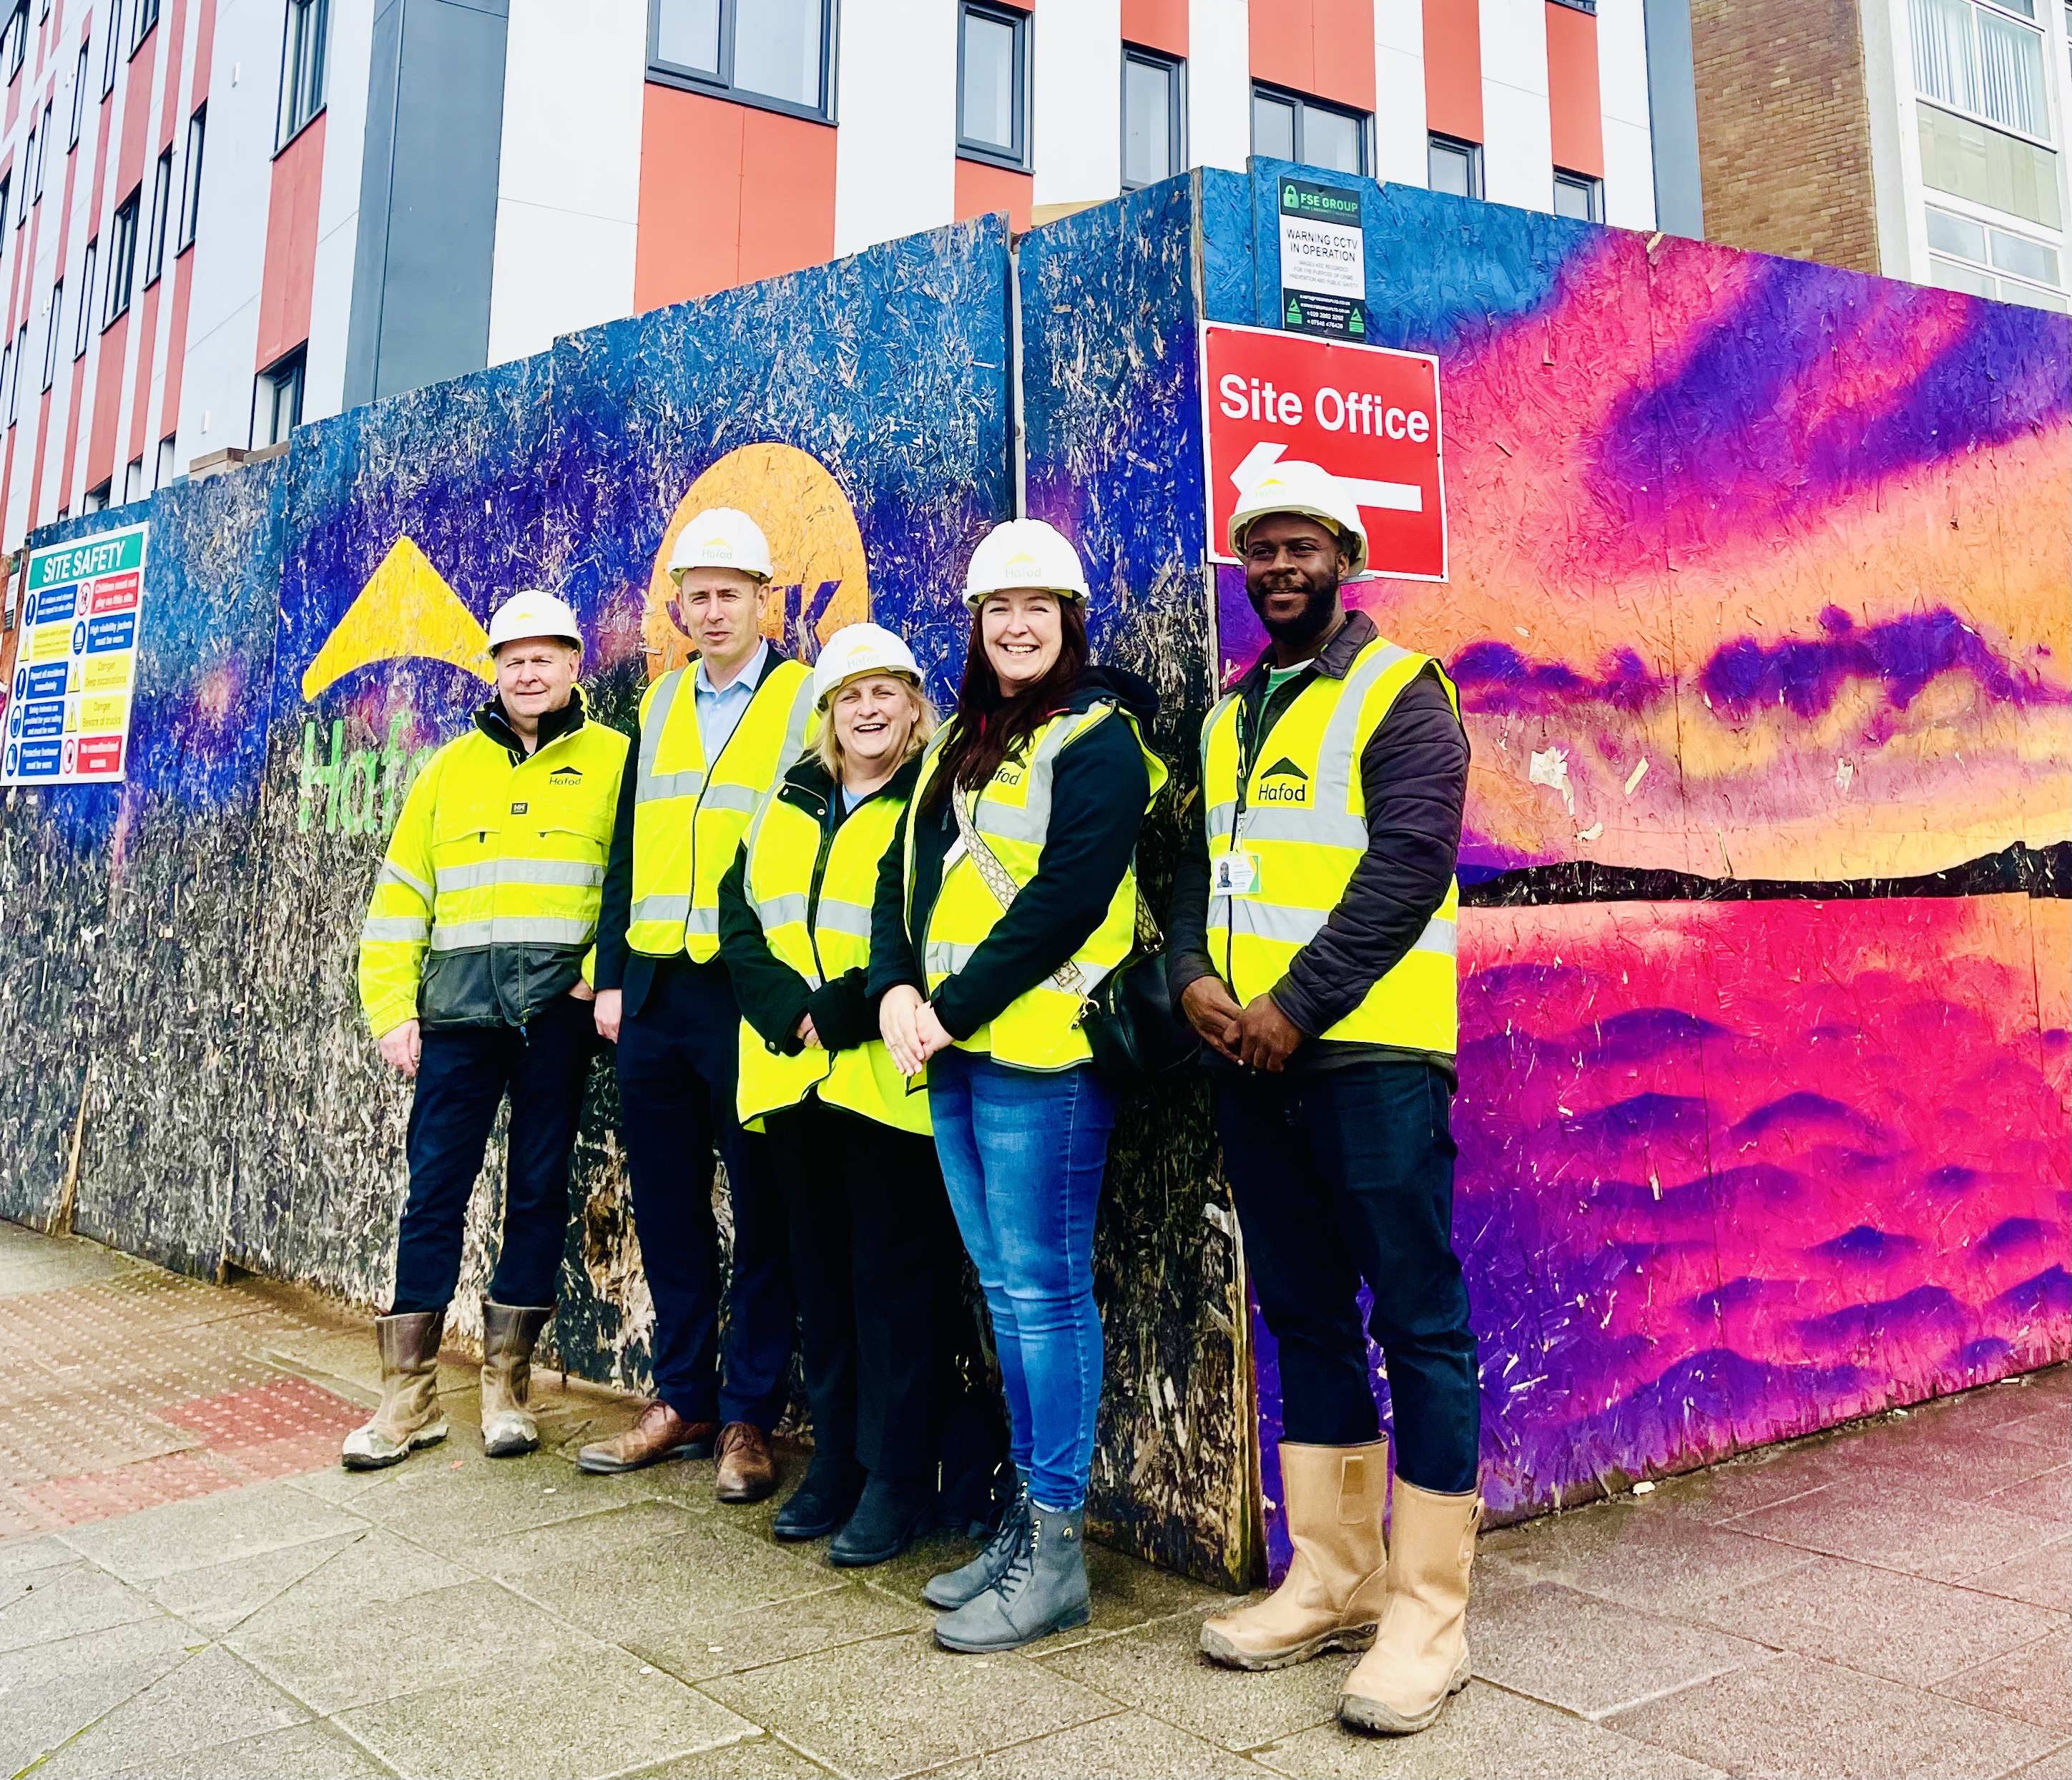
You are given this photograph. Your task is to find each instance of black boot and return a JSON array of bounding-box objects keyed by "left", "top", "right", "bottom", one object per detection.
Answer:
[
  {"left": 829, "top": 1472, "right": 936, "bottom": 1568},
  {"left": 774, "top": 1453, "right": 864, "bottom": 1542}
]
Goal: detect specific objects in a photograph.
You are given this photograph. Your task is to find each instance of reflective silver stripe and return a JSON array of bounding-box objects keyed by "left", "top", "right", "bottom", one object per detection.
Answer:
[
  {"left": 1199, "top": 692, "right": 1240, "bottom": 785},
  {"left": 812, "top": 898, "right": 873, "bottom": 940},
  {"left": 360, "top": 915, "right": 430, "bottom": 943},
  {"left": 1237, "top": 805, "right": 1370, "bottom": 849},
  {"left": 634, "top": 671, "right": 704, "bottom": 804},
  {"left": 1415, "top": 917, "right": 1459, "bottom": 958},
  {"left": 1204, "top": 800, "right": 1237, "bottom": 840},
  {"left": 1302, "top": 641, "right": 1410, "bottom": 827},
  {"left": 434, "top": 859, "right": 604, "bottom": 893},
  {"left": 925, "top": 937, "right": 1109, "bottom": 991},
  {"left": 378, "top": 860, "right": 433, "bottom": 900},
  {"left": 699, "top": 783, "right": 762, "bottom": 815},
  {"left": 428, "top": 916, "right": 594, "bottom": 950},
  {"left": 1224, "top": 903, "right": 1457, "bottom": 959},
  {"left": 754, "top": 892, "right": 812, "bottom": 930},
  {"left": 630, "top": 893, "right": 691, "bottom": 924},
  {"left": 686, "top": 905, "right": 721, "bottom": 936},
  {"left": 780, "top": 676, "right": 817, "bottom": 770},
  {"left": 970, "top": 705, "right": 1109, "bottom": 847},
  {"left": 637, "top": 768, "right": 707, "bottom": 803}
]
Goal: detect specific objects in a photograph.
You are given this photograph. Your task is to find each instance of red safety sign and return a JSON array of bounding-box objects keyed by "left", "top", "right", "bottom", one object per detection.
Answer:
[{"left": 1200, "top": 321, "right": 1446, "bottom": 581}]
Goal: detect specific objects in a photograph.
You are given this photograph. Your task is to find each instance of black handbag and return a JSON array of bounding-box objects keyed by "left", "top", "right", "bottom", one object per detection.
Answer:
[{"left": 950, "top": 789, "right": 1200, "bottom": 1091}]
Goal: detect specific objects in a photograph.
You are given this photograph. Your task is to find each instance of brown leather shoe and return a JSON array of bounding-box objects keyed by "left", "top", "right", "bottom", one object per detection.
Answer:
[
  {"left": 715, "top": 1421, "right": 776, "bottom": 1503},
  {"left": 575, "top": 1401, "right": 717, "bottom": 1475}
]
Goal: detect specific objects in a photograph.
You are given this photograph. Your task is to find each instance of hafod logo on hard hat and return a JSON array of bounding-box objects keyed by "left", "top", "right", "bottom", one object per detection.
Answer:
[{"left": 645, "top": 443, "right": 870, "bottom": 682}]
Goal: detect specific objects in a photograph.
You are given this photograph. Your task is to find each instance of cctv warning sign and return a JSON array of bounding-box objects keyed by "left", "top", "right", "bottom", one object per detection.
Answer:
[{"left": 1201, "top": 322, "right": 1446, "bottom": 582}]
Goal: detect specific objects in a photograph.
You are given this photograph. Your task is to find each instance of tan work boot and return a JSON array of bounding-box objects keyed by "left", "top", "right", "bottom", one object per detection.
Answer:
[
  {"left": 1338, "top": 1477, "right": 1483, "bottom": 1735},
  {"left": 480, "top": 1299, "right": 553, "bottom": 1458},
  {"left": 1200, "top": 1440, "right": 1389, "bottom": 1670},
  {"left": 340, "top": 1311, "right": 448, "bottom": 1470}
]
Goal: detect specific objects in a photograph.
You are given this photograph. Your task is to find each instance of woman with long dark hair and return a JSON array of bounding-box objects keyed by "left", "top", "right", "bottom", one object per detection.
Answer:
[{"left": 870, "top": 518, "right": 1166, "bottom": 1653}]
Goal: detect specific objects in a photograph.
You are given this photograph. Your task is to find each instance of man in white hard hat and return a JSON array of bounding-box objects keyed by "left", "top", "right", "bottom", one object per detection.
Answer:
[
  {"left": 346, "top": 589, "right": 629, "bottom": 1471},
  {"left": 582, "top": 507, "right": 818, "bottom": 1503},
  {"left": 1167, "top": 463, "right": 1481, "bottom": 1739}
]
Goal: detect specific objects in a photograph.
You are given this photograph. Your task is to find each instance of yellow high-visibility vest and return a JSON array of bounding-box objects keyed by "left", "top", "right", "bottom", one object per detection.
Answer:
[
  {"left": 735, "top": 776, "right": 927, "bottom": 1135},
  {"left": 906, "top": 703, "right": 1168, "bottom": 1072},
  {"left": 358, "top": 707, "right": 629, "bottom": 1035},
  {"left": 626, "top": 656, "right": 817, "bottom": 962},
  {"left": 1200, "top": 634, "right": 1460, "bottom": 1054}
]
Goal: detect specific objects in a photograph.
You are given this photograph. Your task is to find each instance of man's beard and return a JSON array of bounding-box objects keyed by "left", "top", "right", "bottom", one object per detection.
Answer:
[{"left": 1247, "top": 576, "right": 1340, "bottom": 646}]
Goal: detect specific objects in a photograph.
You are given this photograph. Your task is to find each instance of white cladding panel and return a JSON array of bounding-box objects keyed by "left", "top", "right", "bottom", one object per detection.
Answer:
[
  {"left": 833, "top": 0, "right": 957, "bottom": 255},
  {"left": 1187, "top": 0, "right": 1252, "bottom": 172},
  {"left": 1033, "top": 0, "right": 1121, "bottom": 207},
  {"left": 1372, "top": 0, "right": 1428, "bottom": 185},
  {"left": 305, "top": 0, "right": 374, "bottom": 421},
  {"left": 1596, "top": 0, "right": 1655, "bottom": 228}
]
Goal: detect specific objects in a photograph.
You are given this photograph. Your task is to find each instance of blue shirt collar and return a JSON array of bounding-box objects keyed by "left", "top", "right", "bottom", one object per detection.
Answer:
[{"left": 695, "top": 639, "right": 769, "bottom": 699}]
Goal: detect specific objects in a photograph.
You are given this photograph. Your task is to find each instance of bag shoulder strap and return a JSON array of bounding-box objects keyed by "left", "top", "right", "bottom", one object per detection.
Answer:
[{"left": 950, "top": 784, "right": 1091, "bottom": 998}]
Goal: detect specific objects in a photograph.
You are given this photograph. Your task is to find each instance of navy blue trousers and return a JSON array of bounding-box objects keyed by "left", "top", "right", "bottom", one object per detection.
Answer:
[
  {"left": 1216, "top": 1061, "right": 1481, "bottom": 1494},
  {"left": 616, "top": 958, "right": 794, "bottom": 1430},
  {"left": 391, "top": 992, "right": 593, "bottom": 1315}
]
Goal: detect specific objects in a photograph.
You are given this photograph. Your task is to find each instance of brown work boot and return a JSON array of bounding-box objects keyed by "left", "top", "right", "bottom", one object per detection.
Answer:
[
  {"left": 575, "top": 1401, "right": 717, "bottom": 1475},
  {"left": 479, "top": 1299, "right": 553, "bottom": 1458},
  {"left": 1338, "top": 1477, "right": 1483, "bottom": 1736},
  {"left": 1200, "top": 1439, "right": 1389, "bottom": 1670},
  {"left": 715, "top": 1421, "right": 776, "bottom": 1503},
  {"left": 340, "top": 1311, "right": 448, "bottom": 1470}
]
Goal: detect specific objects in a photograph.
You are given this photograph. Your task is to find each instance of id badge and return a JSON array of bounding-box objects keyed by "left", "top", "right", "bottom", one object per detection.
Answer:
[{"left": 1212, "top": 850, "right": 1260, "bottom": 896}]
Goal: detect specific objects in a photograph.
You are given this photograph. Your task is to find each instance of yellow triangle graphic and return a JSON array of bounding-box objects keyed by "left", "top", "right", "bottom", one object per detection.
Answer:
[{"left": 300, "top": 536, "right": 495, "bottom": 702}]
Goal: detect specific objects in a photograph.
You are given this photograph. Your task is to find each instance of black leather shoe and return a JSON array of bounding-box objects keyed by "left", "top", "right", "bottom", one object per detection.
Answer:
[
  {"left": 774, "top": 1457, "right": 864, "bottom": 1541},
  {"left": 830, "top": 1472, "right": 936, "bottom": 1568}
]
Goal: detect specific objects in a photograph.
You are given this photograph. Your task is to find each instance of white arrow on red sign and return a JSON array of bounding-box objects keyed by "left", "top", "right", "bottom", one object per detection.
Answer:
[{"left": 1229, "top": 441, "right": 1423, "bottom": 514}]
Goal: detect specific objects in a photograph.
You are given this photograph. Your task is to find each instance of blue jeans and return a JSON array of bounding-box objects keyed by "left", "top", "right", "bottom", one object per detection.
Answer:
[{"left": 928, "top": 1048, "right": 1116, "bottom": 1511}]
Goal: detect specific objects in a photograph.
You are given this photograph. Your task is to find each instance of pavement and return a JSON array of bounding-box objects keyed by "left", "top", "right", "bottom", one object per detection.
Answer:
[{"left": 0, "top": 1219, "right": 2064, "bottom": 1780}]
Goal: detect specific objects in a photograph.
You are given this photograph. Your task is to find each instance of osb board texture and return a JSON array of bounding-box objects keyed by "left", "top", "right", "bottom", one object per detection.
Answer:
[
  {"left": 1254, "top": 895, "right": 2070, "bottom": 1570},
  {"left": 1221, "top": 169, "right": 2071, "bottom": 885},
  {"left": 1019, "top": 180, "right": 1251, "bottom": 1587}
]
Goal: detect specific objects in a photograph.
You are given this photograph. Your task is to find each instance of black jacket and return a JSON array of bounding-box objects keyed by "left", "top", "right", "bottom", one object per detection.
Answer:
[
  {"left": 595, "top": 646, "right": 798, "bottom": 1017},
  {"left": 1165, "top": 611, "right": 1468, "bottom": 1073},
  {"left": 717, "top": 756, "right": 920, "bottom": 1061},
  {"left": 868, "top": 666, "right": 1158, "bottom": 1043}
]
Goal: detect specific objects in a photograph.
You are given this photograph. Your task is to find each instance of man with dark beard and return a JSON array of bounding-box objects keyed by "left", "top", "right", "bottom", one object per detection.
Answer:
[{"left": 1166, "top": 461, "right": 1481, "bottom": 1740}]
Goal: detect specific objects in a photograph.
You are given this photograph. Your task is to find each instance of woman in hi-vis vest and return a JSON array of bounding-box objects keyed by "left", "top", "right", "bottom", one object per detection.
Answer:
[
  {"left": 715, "top": 624, "right": 967, "bottom": 1568},
  {"left": 873, "top": 519, "right": 1167, "bottom": 1654}
]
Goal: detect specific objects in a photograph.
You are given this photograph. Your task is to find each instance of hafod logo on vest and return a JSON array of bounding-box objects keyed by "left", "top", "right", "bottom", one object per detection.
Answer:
[{"left": 644, "top": 443, "right": 870, "bottom": 682}]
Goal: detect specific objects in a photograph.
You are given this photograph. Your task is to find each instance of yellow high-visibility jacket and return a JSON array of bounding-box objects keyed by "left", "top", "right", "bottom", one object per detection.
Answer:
[
  {"left": 358, "top": 694, "right": 628, "bottom": 1035},
  {"left": 1199, "top": 632, "right": 1460, "bottom": 1054},
  {"left": 625, "top": 653, "right": 817, "bottom": 963}
]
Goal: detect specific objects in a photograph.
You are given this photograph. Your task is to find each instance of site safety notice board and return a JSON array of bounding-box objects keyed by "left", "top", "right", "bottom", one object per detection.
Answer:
[{"left": 3, "top": 520, "right": 148, "bottom": 784}]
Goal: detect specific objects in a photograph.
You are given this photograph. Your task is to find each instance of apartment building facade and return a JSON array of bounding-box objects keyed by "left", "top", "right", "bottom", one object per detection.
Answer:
[
  {"left": 0, "top": 0, "right": 1672, "bottom": 551},
  {"left": 1690, "top": 0, "right": 2072, "bottom": 310}
]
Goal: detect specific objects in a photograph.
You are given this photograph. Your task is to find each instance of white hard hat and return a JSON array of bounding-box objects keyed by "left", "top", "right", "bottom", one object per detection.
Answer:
[
  {"left": 812, "top": 621, "right": 921, "bottom": 710},
  {"left": 962, "top": 517, "right": 1091, "bottom": 609},
  {"left": 668, "top": 507, "right": 775, "bottom": 583},
  {"left": 1228, "top": 460, "right": 1370, "bottom": 578},
  {"left": 486, "top": 588, "right": 583, "bottom": 654}
]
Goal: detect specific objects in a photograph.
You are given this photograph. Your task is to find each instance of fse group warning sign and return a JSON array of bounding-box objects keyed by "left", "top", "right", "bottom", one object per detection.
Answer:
[
  {"left": 1278, "top": 179, "right": 1365, "bottom": 340},
  {"left": 4, "top": 521, "right": 149, "bottom": 785}
]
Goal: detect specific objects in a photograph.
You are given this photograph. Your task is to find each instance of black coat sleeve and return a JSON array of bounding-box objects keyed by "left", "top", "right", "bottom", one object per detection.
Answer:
[
  {"left": 1270, "top": 668, "right": 1468, "bottom": 1036},
  {"left": 716, "top": 845, "right": 815, "bottom": 1053},
  {"left": 929, "top": 717, "right": 1152, "bottom": 1041},
  {"left": 1164, "top": 777, "right": 1217, "bottom": 1003},
  {"left": 594, "top": 704, "right": 639, "bottom": 994},
  {"left": 867, "top": 802, "right": 923, "bottom": 1005}
]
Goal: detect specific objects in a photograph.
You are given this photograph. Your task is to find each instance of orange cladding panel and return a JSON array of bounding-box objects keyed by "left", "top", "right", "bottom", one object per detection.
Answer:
[
  {"left": 637, "top": 84, "right": 744, "bottom": 309},
  {"left": 255, "top": 114, "right": 324, "bottom": 370},
  {"left": 1310, "top": 0, "right": 1376, "bottom": 109},
  {"left": 87, "top": 310, "right": 126, "bottom": 491},
  {"left": 1121, "top": 0, "right": 1187, "bottom": 53},
  {"left": 1251, "top": 0, "right": 1315, "bottom": 94},
  {"left": 736, "top": 105, "right": 836, "bottom": 288},
  {"left": 1423, "top": 0, "right": 1483, "bottom": 142},
  {"left": 1545, "top": 1, "right": 1603, "bottom": 176},
  {"left": 954, "top": 157, "right": 1032, "bottom": 232}
]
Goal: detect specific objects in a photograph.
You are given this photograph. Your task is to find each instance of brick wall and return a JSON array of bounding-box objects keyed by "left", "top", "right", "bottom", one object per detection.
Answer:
[{"left": 1690, "top": 0, "right": 1882, "bottom": 273}]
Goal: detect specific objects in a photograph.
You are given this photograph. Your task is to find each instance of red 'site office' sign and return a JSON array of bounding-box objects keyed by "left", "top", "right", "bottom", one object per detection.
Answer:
[{"left": 1201, "top": 321, "right": 1447, "bottom": 582}]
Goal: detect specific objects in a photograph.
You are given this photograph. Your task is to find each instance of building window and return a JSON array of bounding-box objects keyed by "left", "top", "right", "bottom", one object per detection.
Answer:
[
  {"left": 104, "top": 188, "right": 137, "bottom": 324},
  {"left": 122, "top": 455, "right": 142, "bottom": 501},
  {"left": 34, "top": 102, "right": 49, "bottom": 195},
  {"left": 1, "top": 3, "right": 25, "bottom": 82},
  {"left": 1121, "top": 46, "right": 1183, "bottom": 190},
  {"left": 83, "top": 481, "right": 109, "bottom": 513},
  {"left": 1428, "top": 132, "right": 1483, "bottom": 198},
  {"left": 144, "top": 146, "right": 170, "bottom": 283},
  {"left": 41, "top": 281, "right": 61, "bottom": 388},
  {"left": 74, "top": 240, "right": 94, "bottom": 355},
  {"left": 278, "top": 0, "right": 328, "bottom": 146},
  {"left": 1553, "top": 168, "right": 1603, "bottom": 220},
  {"left": 69, "top": 44, "right": 87, "bottom": 144},
  {"left": 646, "top": 0, "right": 832, "bottom": 122},
  {"left": 958, "top": 2, "right": 1028, "bottom": 168},
  {"left": 1251, "top": 84, "right": 1367, "bottom": 175},
  {"left": 11, "top": 324, "right": 25, "bottom": 418},
  {"left": 1912, "top": 0, "right": 2051, "bottom": 140},
  {"left": 1925, "top": 202, "right": 2067, "bottom": 303},
  {"left": 0, "top": 175, "right": 10, "bottom": 256},
  {"left": 130, "top": 0, "right": 157, "bottom": 52},
  {"left": 154, "top": 432, "right": 175, "bottom": 485},
  {"left": 102, "top": 0, "right": 120, "bottom": 92},
  {"left": 257, "top": 345, "right": 305, "bottom": 445},
  {"left": 177, "top": 105, "right": 204, "bottom": 248}
]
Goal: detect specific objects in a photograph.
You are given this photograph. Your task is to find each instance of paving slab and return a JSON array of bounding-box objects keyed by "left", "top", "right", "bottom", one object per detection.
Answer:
[
  {"left": 1691, "top": 1554, "right": 2066, "bottom": 1686},
  {"left": 0, "top": 1612, "right": 198, "bottom": 1776},
  {"left": 336, "top": 1640, "right": 758, "bottom": 1780},
  {"left": 99, "top": 1718, "right": 400, "bottom": 1779},
  {"left": 1727, "top": 1484, "right": 2062, "bottom": 1583},
  {"left": 1965, "top": 1536, "right": 2072, "bottom": 1613},
  {"left": 632, "top": 1579, "right": 930, "bottom": 1683},
  {"left": 1994, "top": 1406, "right": 2072, "bottom": 1450},
  {"left": 59, "top": 1475, "right": 369, "bottom": 1580},
  {"left": 330, "top": 1442, "right": 662, "bottom": 1554},
  {"left": 2006, "top": 1744, "right": 2072, "bottom": 1780},
  {"left": 1607, "top": 1648, "right": 2063, "bottom": 1779},
  {"left": 142, "top": 1528, "right": 372, "bottom": 1634},
  {"left": 1980, "top": 1466, "right": 2072, "bottom": 1527},
  {"left": 1934, "top": 1626, "right": 2072, "bottom": 1735},
  {"left": 1252, "top": 1680, "right": 1727, "bottom": 1779},
  {"left": 619, "top": 1732, "right": 835, "bottom": 1777},
  {"left": 701, "top": 1628, "right": 1118, "bottom": 1778},
  {"left": 931, "top": 1706, "right": 1277, "bottom": 1776},
  {"left": 0, "top": 1560, "right": 160, "bottom": 1653}
]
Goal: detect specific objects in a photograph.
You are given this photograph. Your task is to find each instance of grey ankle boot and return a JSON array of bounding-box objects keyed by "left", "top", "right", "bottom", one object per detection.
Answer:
[
  {"left": 933, "top": 1501, "right": 1090, "bottom": 1652},
  {"left": 924, "top": 1470, "right": 1029, "bottom": 1610}
]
